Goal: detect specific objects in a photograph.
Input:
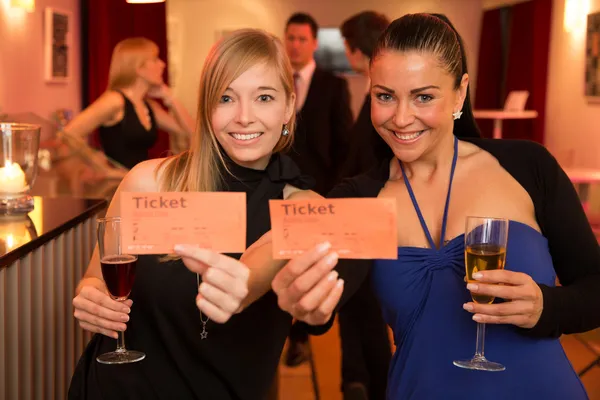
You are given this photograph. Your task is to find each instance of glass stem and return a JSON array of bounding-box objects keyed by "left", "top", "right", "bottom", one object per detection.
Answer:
[
  {"left": 116, "top": 330, "right": 126, "bottom": 353},
  {"left": 475, "top": 322, "right": 486, "bottom": 359}
]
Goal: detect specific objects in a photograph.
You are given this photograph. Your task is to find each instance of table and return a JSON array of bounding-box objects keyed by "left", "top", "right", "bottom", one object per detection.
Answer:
[
  {"left": 0, "top": 197, "right": 107, "bottom": 400},
  {"left": 564, "top": 167, "right": 600, "bottom": 208},
  {"left": 472, "top": 110, "right": 538, "bottom": 139}
]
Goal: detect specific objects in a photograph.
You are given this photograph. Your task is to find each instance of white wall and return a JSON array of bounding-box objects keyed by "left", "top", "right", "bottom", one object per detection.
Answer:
[
  {"left": 166, "top": 0, "right": 483, "bottom": 119},
  {"left": 545, "top": 0, "right": 600, "bottom": 168},
  {"left": 0, "top": 0, "right": 81, "bottom": 124}
]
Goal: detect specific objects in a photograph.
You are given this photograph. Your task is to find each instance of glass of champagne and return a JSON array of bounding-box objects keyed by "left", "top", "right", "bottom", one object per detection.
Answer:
[
  {"left": 96, "top": 217, "right": 145, "bottom": 364},
  {"left": 453, "top": 216, "right": 508, "bottom": 372}
]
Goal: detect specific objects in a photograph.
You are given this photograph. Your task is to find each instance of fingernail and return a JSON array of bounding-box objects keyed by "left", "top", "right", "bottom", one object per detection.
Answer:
[
  {"left": 122, "top": 307, "right": 131, "bottom": 313},
  {"left": 121, "top": 314, "right": 130, "bottom": 322},
  {"left": 463, "top": 303, "right": 474, "bottom": 311},
  {"left": 325, "top": 252, "right": 339, "bottom": 266},
  {"left": 197, "top": 298, "right": 206, "bottom": 308},
  {"left": 472, "top": 272, "right": 483, "bottom": 279},
  {"left": 327, "top": 271, "right": 339, "bottom": 281},
  {"left": 317, "top": 242, "right": 331, "bottom": 253},
  {"left": 112, "top": 333, "right": 119, "bottom": 339},
  {"left": 466, "top": 283, "right": 478, "bottom": 291},
  {"left": 174, "top": 244, "right": 184, "bottom": 252},
  {"left": 473, "top": 315, "right": 482, "bottom": 322},
  {"left": 336, "top": 279, "right": 344, "bottom": 288}
]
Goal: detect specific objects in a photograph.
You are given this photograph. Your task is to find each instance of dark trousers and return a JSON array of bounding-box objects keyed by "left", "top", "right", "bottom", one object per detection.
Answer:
[{"left": 338, "top": 274, "right": 391, "bottom": 400}]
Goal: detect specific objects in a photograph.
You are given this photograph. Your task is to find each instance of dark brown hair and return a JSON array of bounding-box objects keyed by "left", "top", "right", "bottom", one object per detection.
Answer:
[
  {"left": 341, "top": 11, "right": 390, "bottom": 59},
  {"left": 372, "top": 13, "right": 481, "bottom": 139}
]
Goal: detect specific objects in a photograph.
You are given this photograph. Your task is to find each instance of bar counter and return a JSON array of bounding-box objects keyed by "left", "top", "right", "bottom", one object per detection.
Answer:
[{"left": 0, "top": 197, "right": 107, "bottom": 400}]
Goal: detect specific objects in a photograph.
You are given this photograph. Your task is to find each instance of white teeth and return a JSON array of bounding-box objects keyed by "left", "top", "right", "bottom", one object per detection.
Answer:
[
  {"left": 231, "top": 132, "right": 262, "bottom": 141},
  {"left": 393, "top": 130, "right": 423, "bottom": 140}
]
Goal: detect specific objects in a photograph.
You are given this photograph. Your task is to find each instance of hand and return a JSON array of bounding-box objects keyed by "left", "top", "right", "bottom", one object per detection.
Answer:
[
  {"left": 272, "top": 242, "right": 344, "bottom": 326},
  {"left": 174, "top": 245, "right": 249, "bottom": 323},
  {"left": 72, "top": 284, "right": 133, "bottom": 339},
  {"left": 463, "top": 270, "right": 543, "bottom": 328},
  {"left": 146, "top": 84, "right": 173, "bottom": 105}
]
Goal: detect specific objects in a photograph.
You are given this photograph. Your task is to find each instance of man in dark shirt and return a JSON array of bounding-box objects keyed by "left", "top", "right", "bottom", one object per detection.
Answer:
[{"left": 283, "top": 12, "right": 354, "bottom": 368}]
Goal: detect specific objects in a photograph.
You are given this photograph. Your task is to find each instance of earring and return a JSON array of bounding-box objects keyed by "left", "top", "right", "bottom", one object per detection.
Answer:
[
  {"left": 453, "top": 110, "right": 463, "bottom": 120},
  {"left": 282, "top": 125, "right": 289, "bottom": 136}
]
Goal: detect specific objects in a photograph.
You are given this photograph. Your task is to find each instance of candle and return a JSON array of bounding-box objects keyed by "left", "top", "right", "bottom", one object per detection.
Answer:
[{"left": 0, "top": 160, "right": 28, "bottom": 193}]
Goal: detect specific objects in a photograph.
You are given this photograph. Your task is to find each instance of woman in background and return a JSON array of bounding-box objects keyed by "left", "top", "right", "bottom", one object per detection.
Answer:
[{"left": 61, "top": 37, "right": 194, "bottom": 177}]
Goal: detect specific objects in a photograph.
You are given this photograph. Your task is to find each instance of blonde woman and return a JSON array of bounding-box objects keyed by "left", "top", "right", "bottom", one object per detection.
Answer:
[
  {"left": 68, "top": 29, "right": 338, "bottom": 400},
  {"left": 61, "top": 37, "right": 194, "bottom": 178}
]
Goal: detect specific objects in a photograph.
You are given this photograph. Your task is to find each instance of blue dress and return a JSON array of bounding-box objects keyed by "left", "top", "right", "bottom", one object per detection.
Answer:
[{"left": 372, "top": 138, "right": 587, "bottom": 399}]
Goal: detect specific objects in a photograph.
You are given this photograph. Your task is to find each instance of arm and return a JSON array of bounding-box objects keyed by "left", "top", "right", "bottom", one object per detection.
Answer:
[
  {"left": 147, "top": 85, "right": 195, "bottom": 148},
  {"left": 60, "top": 91, "right": 126, "bottom": 174},
  {"left": 526, "top": 145, "right": 600, "bottom": 337},
  {"left": 72, "top": 158, "right": 165, "bottom": 337},
  {"left": 238, "top": 187, "right": 322, "bottom": 309}
]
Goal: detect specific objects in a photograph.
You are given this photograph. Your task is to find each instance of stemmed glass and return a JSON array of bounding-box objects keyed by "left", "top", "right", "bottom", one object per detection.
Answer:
[
  {"left": 96, "top": 217, "right": 145, "bottom": 364},
  {"left": 453, "top": 216, "right": 508, "bottom": 372}
]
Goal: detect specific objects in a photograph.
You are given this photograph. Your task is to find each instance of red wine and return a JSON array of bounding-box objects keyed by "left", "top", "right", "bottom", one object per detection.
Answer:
[{"left": 101, "top": 255, "right": 138, "bottom": 299}]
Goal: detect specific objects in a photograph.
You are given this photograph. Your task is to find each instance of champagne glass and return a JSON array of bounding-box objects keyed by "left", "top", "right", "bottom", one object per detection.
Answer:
[
  {"left": 453, "top": 216, "right": 508, "bottom": 372},
  {"left": 96, "top": 217, "right": 145, "bottom": 364}
]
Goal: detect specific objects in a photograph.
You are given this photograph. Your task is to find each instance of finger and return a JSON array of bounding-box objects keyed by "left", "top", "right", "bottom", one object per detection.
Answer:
[
  {"left": 74, "top": 308, "right": 128, "bottom": 333},
  {"left": 175, "top": 245, "right": 249, "bottom": 281},
  {"left": 78, "top": 321, "right": 119, "bottom": 339},
  {"left": 463, "top": 300, "right": 533, "bottom": 317},
  {"left": 79, "top": 286, "right": 131, "bottom": 313},
  {"left": 73, "top": 296, "right": 131, "bottom": 324},
  {"left": 198, "top": 282, "right": 242, "bottom": 314},
  {"left": 308, "top": 279, "right": 344, "bottom": 325},
  {"left": 293, "top": 269, "right": 340, "bottom": 315},
  {"left": 272, "top": 242, "right": 332, "bottom": 292},
  {"left": 472, "top": 270, "right": 530, "bottom": 285},
  {"left": 196, "top": 297, "right": 233, "bottom": 324},
  {"left": 202, "top": 267, "right": 248, "bottom": 300},
  {"left": 471, "top": 313, "right": 531, "bottom": 326},
  {"left": 286, "top": 252, "right": 339, "bottom": 303},
  {"left": 466, "top": 282, "right": 525, "bottom": 301}
]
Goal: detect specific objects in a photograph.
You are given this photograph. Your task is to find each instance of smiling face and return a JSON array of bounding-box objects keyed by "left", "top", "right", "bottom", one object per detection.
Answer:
[
  {"left": 211, "top": 62, "right": 295, "bottom": 170},
  {"left": 369, "top": 50, "right": 468, "bottom": 163}
]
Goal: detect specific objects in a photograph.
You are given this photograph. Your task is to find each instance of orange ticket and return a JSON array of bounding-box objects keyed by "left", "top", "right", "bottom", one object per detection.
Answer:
[
  {"left": 269, "top": 198, "right": 398, "bottom": 259},
  {"left": 120, "top": 192, "right": 246, "bottom": 255}
]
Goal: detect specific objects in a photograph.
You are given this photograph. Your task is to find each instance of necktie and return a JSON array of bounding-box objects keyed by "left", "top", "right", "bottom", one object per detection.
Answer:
[{"left": 293, "top": 72, "right": 301, "bottom": 110}]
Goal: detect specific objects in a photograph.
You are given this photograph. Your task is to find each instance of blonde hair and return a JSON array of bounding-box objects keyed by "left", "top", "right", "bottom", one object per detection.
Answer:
[
  {"left": 158, "top": 29, "right": 296, "bottom": 193},
  {"left": 107, "top": 37, "right": 159, "bottom": 90}
]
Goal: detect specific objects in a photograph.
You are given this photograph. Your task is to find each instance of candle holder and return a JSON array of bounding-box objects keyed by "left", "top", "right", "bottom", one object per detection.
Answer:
[{"left": 0, "top": 123, "right": 41, "bottom": 215}]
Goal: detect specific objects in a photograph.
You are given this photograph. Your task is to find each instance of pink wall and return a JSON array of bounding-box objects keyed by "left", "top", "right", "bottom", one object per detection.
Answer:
[{"left": 0, "top": 0, "right": 81, "bottom": 128}]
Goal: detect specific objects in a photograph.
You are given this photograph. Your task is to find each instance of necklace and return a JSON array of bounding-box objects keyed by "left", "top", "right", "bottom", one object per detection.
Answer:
[{"left": 196, "top": 273, "right": 209, "bottom": 339}]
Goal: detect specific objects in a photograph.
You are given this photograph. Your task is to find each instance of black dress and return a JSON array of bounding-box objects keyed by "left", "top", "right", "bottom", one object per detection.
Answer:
[
  {"left": 98, "top": 91, "right": 158, "bottom": 169},
  {"left": 68, "top": 153, "right": 313, "bottom": 400}
]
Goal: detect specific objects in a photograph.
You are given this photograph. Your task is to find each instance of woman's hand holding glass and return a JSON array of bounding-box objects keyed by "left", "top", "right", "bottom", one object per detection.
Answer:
[
  {"left": 463, "top": 270, "right": 543, "bottom": 329},
  {"left": 73, "top": 281, "right": 133, "bottom": 339},
  {"left": 271, "top": 242, "right": 344, "bottom": 326},
  {"left": 174, "top": 245, "right": 250, "bottom": 323}
]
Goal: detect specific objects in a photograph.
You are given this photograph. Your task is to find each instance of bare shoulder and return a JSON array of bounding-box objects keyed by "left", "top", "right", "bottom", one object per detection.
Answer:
[
  {"left": 120, "top": 158, "right": 170, "bottom": 192},
  {"left": 96, "top": 90, "right": 125, "bottom": 111}
]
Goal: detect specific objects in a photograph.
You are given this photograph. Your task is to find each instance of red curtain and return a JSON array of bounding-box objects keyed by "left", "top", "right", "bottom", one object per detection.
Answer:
[
  {"left": 81, "top": 0, "right": 170, "bottom": 158},
  {"left": 474, "top": 8, "right": 504, "bottom": 139},
  {"left": 475, "top": 0, "right": 552, "bottom": 143}
]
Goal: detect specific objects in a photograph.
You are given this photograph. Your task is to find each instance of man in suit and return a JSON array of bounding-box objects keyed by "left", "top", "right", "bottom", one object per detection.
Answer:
[
  {"left": 283, "top": 12, "right": 354, "bottom": 368},
  {"left": 284, "top": 12, "right": 354, "bottom": 195},
  {"left": 337, "top": 12, "right": 392, "bottom": 400}
]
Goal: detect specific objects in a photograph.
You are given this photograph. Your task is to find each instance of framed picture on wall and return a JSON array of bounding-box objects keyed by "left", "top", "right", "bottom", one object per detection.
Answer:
[
  {"left": 44, "top": 7, "right": 72, "bottom": 83},
  {"left": 585, "top": 12, "right": 600, "bottom": 100}
]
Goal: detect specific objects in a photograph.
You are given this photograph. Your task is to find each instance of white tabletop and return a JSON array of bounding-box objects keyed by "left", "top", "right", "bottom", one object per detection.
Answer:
[
  {"left": 564, "top": 167, "right": 600, "bottom": 184},
  {"left": 472, "top": 110, "right": 538, "bottom": 120}
]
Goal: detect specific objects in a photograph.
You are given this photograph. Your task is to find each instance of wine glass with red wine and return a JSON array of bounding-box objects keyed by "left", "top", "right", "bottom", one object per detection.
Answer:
[{"left": 96, "top": 217, "right": 145, "bottom": 364}]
